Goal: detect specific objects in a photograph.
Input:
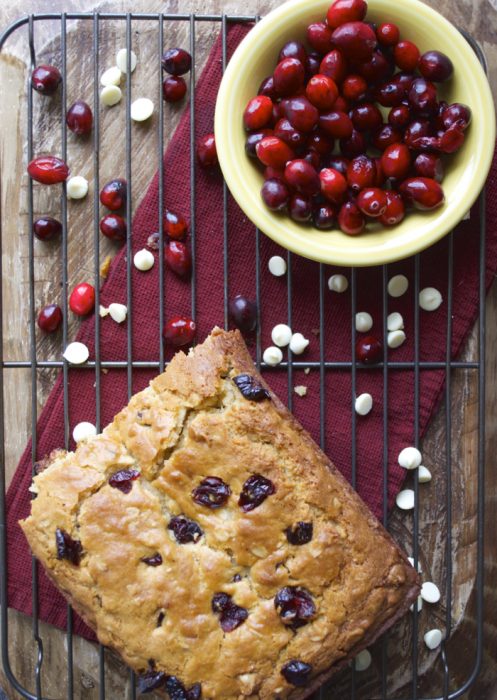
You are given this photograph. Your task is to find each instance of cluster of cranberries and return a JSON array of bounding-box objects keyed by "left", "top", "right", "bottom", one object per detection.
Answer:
[
  {"left": 162, "top": 47, "right": 191, "bottom": 103},
  {"left": 244, "top": 0, "right": 471, "bottom": 235}
]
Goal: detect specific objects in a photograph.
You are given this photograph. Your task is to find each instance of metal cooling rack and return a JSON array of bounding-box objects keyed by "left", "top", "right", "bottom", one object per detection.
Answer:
[{"left": 0, "top": 10, "right": 488, "bottom": 700}]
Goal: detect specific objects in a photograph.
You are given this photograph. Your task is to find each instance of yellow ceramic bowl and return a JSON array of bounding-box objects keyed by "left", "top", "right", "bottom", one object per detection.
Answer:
[{"left": 215, "top": 0, "right": 495, "bottom": 266}]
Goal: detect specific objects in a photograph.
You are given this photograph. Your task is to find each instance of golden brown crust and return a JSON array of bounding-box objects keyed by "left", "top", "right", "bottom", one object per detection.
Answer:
[{"left": 20, "top": 328, "right": 420, "bottom": 699}]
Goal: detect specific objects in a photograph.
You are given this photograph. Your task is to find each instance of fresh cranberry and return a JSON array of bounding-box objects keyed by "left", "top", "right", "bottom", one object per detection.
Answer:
[
  {"left": 442, "top": 103, "right": 471, "bottom": 130},
  {"left": 228, "top": 295, "right": 258, "bottom": 333},
  {"left": 37, "top": 304, "right": 62, "bottom": 333},
  {"left": 408, "top": 78, "right": 438, "bottom": 116},
  {"left": 305, "top": 74, "right": 338, "bottom": 110},
  {"left": 399, "top": 177, "right": 445, "bottom": 210},
  {"left": 285, "top": 521, "right": 313, "bottom": 545},
  {"left": 282, "top": 96, "right": 319, "bottom": 133},
  {"left": 313, "top": 202, "right": 336, "bottom": 230},
  {"left": 69, "top": 282, "right": 95, "bottom": 316},
  {"left": 357, "top": 187, "right": 388, "bottom": 217},
  {"left": 274, "top": 119, "right": 306, "bottom": 150},
  {"left": 162, "top": 48, "right": 192, "bottom": 75},
  {"left": 108, "top": 468, "right": 140, "bottom": 494},
  {"left": 193, "top": 476, "right": 231, "bottom": 508},
  {"left": 256, "top": 136, "right": 295, "bottom": 169},
  {"left": 33, "top": 216, "right": 62, "bottom": 241},
  {"left": 245, "top": 129, "right": 273, "bottom": 158},
  {"left": 306, "top": 52, "right": 322, "bottom": 78},
  {"left": 163, "top": 316, "right": 196, "bottom": 346},
  {"left": 419, "top": 50, "right": 453, "bottom": 82},
  {"left": 281, "top": 661, "right": 312, "bottom": 687},
  {"left": 326, "top": 0, "right": 367, "bottom": 29},
  {"left": 327, "top": 155, "right": 349, "bottom": 175},
  {"left": 141, "top": 553, "right": 162, "bottom": 566},
  {"left": 289, "top": 194, "right": 313, "bottom": 222},
  {"left": 388, "top": 104, "right": 411, "bottom": 128},
  {"left": 243, "top": 95, "right": 274, "bottom": 131},
  {"left": 284, "top": 159, "right": 320, "bottom": 195},
  {"left": 307, "top": 22, "right": 333, "bottom": 54},
  {"left": 165, "top": 240, "right": 191, "bottom": 277},
  {"left": 308, "top": 131, "right": 334, "bottom": 155},
  {"left": 278, "top": 40, "right": 307, "bottom": 64},
  {"left": 233, "top": 374, "right": 269, "bottom": 401},
  {"left": 55, "top": 528, "right": 82, "bottom": 566},
  {"left": 338, "top": 200, "right": 365, "bottom": 235},
  {"left": 381, "top": 143, "right": 411, "bottom": 179},
  {"left": 264, "top": 166, "right": 284, "bottom": 180},
  {"left": 342, "top": 74, "right": 367, "bottom": 102},
  {"left": 162, "top": 76, "right": 187, "bottom": 102},
  {"left": 394, "top": 40, "right": 420, "bottom": 71},
  {"left": 373, "top": 157, "right": 386, "bottom": 186},
  {"left": 346, "top": 155, "right": 376, "bottom": 192},
  {"left": 439, "top": 124, "right": 465, "bottom": 153},
  {"left": 339, "top": 129, "right": 366, "bottom": 158},
  {"left": 376, "top": 22, "right": 400, "bottom": 46},
  {"left": 100, "top": 178, "right": 127, "bottom": 210},
  {"left": 273, "top": 57, "right": 305, "bottom": 96},
  {"left": 258, "top": 76, "right": 276, "bottom": 98},
  {"left": 320, "top": 167, "right": 348, "bottom": 204},
  {"left": 168, "top": 515, "right": 203, "bottom": 544},
  {"left": 28, "top": 156, "right": 69, "bottom": 185},
  {"left": 319, "top": 110, "right": 353, "bottom": 139},
  {"left": 395, "top": 72, "right": 416, "bottom": 92},
  {"left": 275, "top": 586, "right": 316, "bottom": 628},
  {"left": 31, "top": 65, "right": 62, "bottom": 95},
  {"left": 261, "top": 178, "right": 290, "bottom": 211},
  {"left": 239, "top": 474, "right": 275, "bottom": 511},
  {"left": 164, "top": 209, "right": 188, "bottom": 239},
  {"left": 211, "top": 593, "right": 248, "bottom": 632},
  {"left": 331, "top": 22, "right": 377, "bottom": 61},
  {"left": 99, "top": 213, "right": 126, "bottom": 241},
  {"left": 350, "top": 103, "right": 382, "bottom": 132},
  {"left": 414, "top": 153, "right": 444, "bottom": 182},
  {"left": 356, "top": 335, "right": 382, "bottom": 363},
  {"left": 371, "top": 124, "right": 402, "bottom": 150},
  {"left": 197, "top": 134, "right": 218, "bottom": 167},
  {"left": 304, "top": 150, "right": 322, "bottom": 169},
  {"left": 380, "top": 190, "right": 405, "bottom": 226},
  {"left": 375, "top": 79, "right": 405, "bottom": 107},
  {"left": 66, "top": 101, "right": 93, "bottom": 136},
  {"left": 404, "top": 119, "right": 431, "bottom": 148},
  {"left": 356, "top": 50, "right": 392, "bottom": 83},
  {"left": 320, "top": 49, "right": 348, "bottom": 83}
]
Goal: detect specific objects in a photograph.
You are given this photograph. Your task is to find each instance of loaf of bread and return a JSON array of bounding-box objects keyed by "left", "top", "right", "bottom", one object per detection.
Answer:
[{"left": 21, "top": 328, "right": 419, "bottom": 698}]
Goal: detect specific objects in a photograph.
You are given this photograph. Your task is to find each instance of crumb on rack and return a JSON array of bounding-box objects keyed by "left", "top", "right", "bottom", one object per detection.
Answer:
[
  {"left": 294, "top": 385, "right": 308, "bottom": 397},
  {"left": 100, "top": 254, "right": 113, "bottom": 278}
]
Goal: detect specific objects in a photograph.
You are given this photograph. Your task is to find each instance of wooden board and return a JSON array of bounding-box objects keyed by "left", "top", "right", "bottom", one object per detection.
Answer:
[{"left": 0, "top": 0, "right": 496, "bottom": 698}]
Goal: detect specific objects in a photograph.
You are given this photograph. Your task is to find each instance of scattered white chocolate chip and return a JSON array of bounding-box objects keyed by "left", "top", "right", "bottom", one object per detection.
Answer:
[
  {"left": 294, "top": 385, "right": 308, "bottom": 397},
  {"left": 354, "top": 650, "right": 372, "bottom": 672},
  {"left": 398, "top": 446, "right": 422, "bottom": 470},
  {"left": 408, "top": 557, "right": 423, "bottom": 574},
  {"left": 328, "top": 274, "right": 348, "bottom": 293},
  {"left": 424, "top": 629, "right": 443, "bottom": 650},
  {"left": 410, "top": 595, "right": 423, "bottom": 613},
  {"left": 100, "top": 85, "right": 122, "bottom": 106},
  {"left": 108, "top": 303, "right": 127, "bottom": 323},
  {"left": 355, "top": 311, "right": 373, "bottom": 333},
  {"left": 99, "top": 305, "right": 109, "bottom": 317},
  {"left": 388, "top": 329, "right": 406, "bottom": 349},
  {"left": 271, "top": 324, "right": 292, "bottom": 347},
  {"left": 419, "top": 287, "right": 443, "bottom": 311},
  {"left": 130, "top": 97, "right": 154, "bottom": 122},
  {"left": 355, "top": 393, "right": 373, "bottom": 416},
  {"left": 116, "top": 48, "right": 137, "bottom": 73},
  {"left": 66, "top": 175, "right": 89, "bottom": 200},
  {"left": 304, "top": 367, "right": 310, "bottom": 375},
  {"left": 421, "top": 582, "right": 441, "bottom": 604},
  {"left": 268, "top": 255, "right": 286, "bottom": 277},
  {"left": 63, "top": 341, "right": 89, "bottom": 365},
  {"left": 100, "top": 66, "right": 122, "bottom": 86},
  {"left": 289, "top": 333, "right": 309, "bottom": 355},
  {"left": 396, "top": 489, "right": 415, "bottom": 511},
  {"left": 388, "top": 274, "right": 409, "bottom": 298},
  {"left": 72, "top": 421, "right": 97, "bottom": 443},
  {"left": 387, "top": 312, "right": 404, "bottom": 331},
  {"left": 133, "top": 248, "right": 154, "bottom": 271},
  {"left": 418, "top": 465, "right": 432, "bottom": 483},
  {"left": 263, "top": 346, "right": 283, "bottom": 366}
]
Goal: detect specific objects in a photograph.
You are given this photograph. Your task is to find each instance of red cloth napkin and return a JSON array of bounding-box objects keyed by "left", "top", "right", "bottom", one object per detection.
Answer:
[{"left": 6, "top": 24, "right": 497, "bottom": 642}]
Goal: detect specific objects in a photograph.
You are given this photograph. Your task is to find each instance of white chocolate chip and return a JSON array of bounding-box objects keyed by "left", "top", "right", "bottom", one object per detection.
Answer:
[
  {"left": 388, "top": 329, "right": 406, "bottom": 349},
  {"left": 398, "top": 447, "right": 422, "bottom": 470},
  {"left": 304, "top": 367, "right": 310, "bottom": 375},
  {"left": 410, "top": 595, "right": 423, "bottom": 613},
  {"left": 63, "top": 341, "right": 89, "bottom": 365},
  {"left": 421, "top": 582, "right": 441, "bottom": 604},
  {"left": 108, "top": 303, "right": 127, "bottom": 323},
  {"left": 100, "top": 85, "right": 122, "bottom": 106},
  {"left": 268, "top": 255, "right": 286, "bottom": 277},
  {"left": 387, "top": 312, "right": 404, "bottom": 331},
  {"left": 419, "top": 287, "right": 443, "bottom": 311},
  {"left": 100, "top": 66, "right": 122, "bottom": 86},
  {"left": 263, "top": 346, "right": 283, "bottom": 366},
  {"left": 289, "top": 333, "right": 309, "bottom": 355},
  {"left": 396, "top": 489, "right": 415, "bottom": 510},
  {"left": 72, "top": 421, "right": 97, "bottom": 443},
  {"left": 388, "top": 274, "right": 409, "bottom": 298},
  {"left": 418, "top": 465, "right": 432, "bottom": 483},
  {"left": 99, "top": 305, "right": 109, "bottom": 317},
  {"left": 424, "top": 629, "right": 443, "bottom": 650},
  {"left": 408, "top": 557, "right": 423, "bottom": 573},
  {"left": 66, "top": 175, "right": 89, "bottom": 200},
  {"left": 355, "top": 393, "right": 373, "bottom": 416},
  {"left": 328, "top": 274, "right": 348, "bottom": 293},
  {"left": 116, "top": 49, "right": 137, "bottom": 73},
  {"left": 133, "top": 248, "right": 154, "bottom": 271},
  {"left": 130, "top": 97, "right": 154, "bottom": 122},
  {"left": 294, "top": 385, "right": 307, "bottom": 397},
  {"left": 271, "top": 324, "right": 292, "bottom": 347},
  {"left": 355, "top": 311, "right": 373, "bottom": 333},
  {"left": 354, "top": 650, "right": 372, "bottom": 672}
]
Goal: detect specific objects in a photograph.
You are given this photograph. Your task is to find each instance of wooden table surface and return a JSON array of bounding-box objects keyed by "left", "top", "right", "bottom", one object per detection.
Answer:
[{"left": 0, "top": 0, "right": 496, "bottom": 699}]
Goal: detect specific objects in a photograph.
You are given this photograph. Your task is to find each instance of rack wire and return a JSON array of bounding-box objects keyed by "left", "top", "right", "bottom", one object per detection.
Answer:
[{"left": 0, "top": 11, "right": 488, "bottom": 700}]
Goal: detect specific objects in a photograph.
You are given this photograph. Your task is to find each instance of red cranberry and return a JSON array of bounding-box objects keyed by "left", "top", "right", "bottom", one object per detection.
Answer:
[
  {"left": 229, "top": 295, "right": 258, "bottom": 333},
  {"left": 31, "top": 65, "right": 62, "bottom": 95},
  {"left": 333, "top": 95, "right": 349, "bottom": 112},
  {"left": 256, "top": 136, "right": 295, "bottom": 169},
  {"left": 376, "top": 23, "right": 400, "bottom": 46},
  {"left": 165, "top": 240, "right": 191, "bottom": 277},
  {"left": 438, "top": 124, "right": 465, "bottom": 154},
  {"left": 261, "top": 178, "right": 290, "bottom": 211},
  {"left": 399, "top": 177, "right": 445, "bottom": 210},
  {"left": 350, "top": 103, "right": 382, "bottom": 132},
  {"left": 99, "top": 213, "right": 126, "bottom": 241},
  {"left": 264, "top": 166, "right": 284, "bottom": 180},
  {"left": 307, "top": 22, "right": 333, "bottom": 54},
  {"left": 395, "top": 72, "right": 416, "bottom": 92},
  {"left": 284, "top": 159, "right": 320, "bottom": 195},
  {"left": 33, "top": 216, "right": 62, "bottom": 241},
  {"left": 168, "top": 515, "right": 203, "bottom": 544},
  {"left": 193, "top": 476, "right": 231, "bottom": 508},
  {"left": 408, "top": 78, "right": 438, "bottom": 116},
  {"left": 326, "top": 0, "right": 367, "bottom": 29},
  {"left": 162, "top": 76, "right": 187, "bottom": 102},
  {"left": 100, "top": 178, "right": 127, "bottom": 210},
  {"left": 381, "top": 143, "right": 411, "bottom": 179},
  {"left": 356, "top": 335, "right": 382, "bottom": 363},
  {"left": 245, "top": 128, "right": 273, "bottom": 158},
  {"left": 239, "top": 473, "right": 275, "bottom": 511},
  {"left": 162, "top": 48, "right": 192, "bottom": 75},
  {"left": 442, "top": 103, "right": 472, "bottom": 130},
  {"left": 327, "top": 155, "right": 349, "bottom": 176},
  {"left": 243, "top": 95, "right": 273, "bottom": 131},
  {"left": 273, "top": 57, "right": 305, "bottom": 96},
  {"left": 320, "top": 49, "right": 348, "bottom": 83},
  {"left": 275, "top": 586, "right": 316, "bottom": 628},
  {"left": 414, "top": 153, "right": 444, "bottom": 182},
  {"left": 388, "top": 104, "right": 411, "bottom": 128},
  {"left": 319, "top": 110, "right": 353, "bottom": 139},
  {"left": 346, "top": 155, "right": 376, "bottom": 192},
  {"left": 308, "top": 131, "right": 334, "bottom": 155},
  {"left": 164, "top": 209, "right": 188, "bottom": 239},
  {"left": 258, "top": 76, "right": 276, "bottom": 98},
  {"left": 37, "top": 304, "right": 62, "bottom": 332},
  {"left": 313, "top": 202, "right": 336, "bottom": 230},
  {"left": 282, "top": 96, "right": 319, "bottom": 133},
  {"left": 342, "top": 74, "right": 367, "bottom": 102},
  {"left": 55, "top": 529, "right": 82, "bottom": 566},
  {"left": 375, "top": 79, "right": 405, "bottom": 107},
  {"left": 404, "top": 119, "right": 431, "bottom": 148},
  {"left": 306, "top": 52, "right": 322, "bottom": 78},
  {"left": 69, "top": 282, "right": 95, "bottom": 316},
  {"left": 394, "top": 40, "right": 420, "bottom": 71},
  {"left": 331, "top": 22, "right": 377, "bottom": 61},
  {"left": 372, "top": 124, "right": 402, "bottom": 150},
  {"left": 28, "top": 156, "right": 69, "bottom": 185},
  {"left": 281, "top": 660, "right": 312, "bottom": 687},
  {"left": 274, "top": 119, "right": 306, "bottom": 150},
  {"left": 286, "top": 521, "right": 313, "bottom": 545},
  {"left": 419, "top": 50, "right": 453, "bottom": 82},
  {"left": 163, "top": 316, "right": 196, "bottom": 346},
  {"left": 197, "top": 134, "right": 218, "bottom": 167},
  {"left": 380, "top": 190, "right": 405, "bottom": 226},
  {"left": 278, "top": 40, "right": 307, "bottom": 64},
  {"left": 305, "top": 74, "right": 338, "bottom": 110},
  {"left": 320, "top": 167, "right": 348, "bottom": 204},
  {"left": 373, "top": 157, "right": 386, "bottom": 186},
  {"left": 357, "top": 187, "right": 387, "bottom": 217},
  {"left": 66, "top": 101, "right": 93, "bottom": 136},
  {"left": 339, "top": 129, "right": 366, "bottom": 158},
  {"left": 304, "top": 150, "right": 321, "bottom": 169},
  {"left": 289, "top": 194, "right": 313, "bottom": 222},
  {"left": 338, "top": 201, "right": 365, "bottom": 235},
  {"left": 356, "top": 50, "right": 392, "bottom": 83}
]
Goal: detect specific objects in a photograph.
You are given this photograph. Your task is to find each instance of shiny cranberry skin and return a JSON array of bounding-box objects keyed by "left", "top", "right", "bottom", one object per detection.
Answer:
[
  {"left": 327, "top": 156, "right": 349, "bottom": 176},
  {"left": 31, "top": 65, "right": 62, "bottom": 95},
  {"left": 394, "top": 41, "right": 420, "bottom": 71},
  {"left": 308, "top": 132, "right": 334, "bottom": 155},
  {"left": 350, "top": 103, "right": 382, "bottom": 132},
  {"left": 193, "top": 476, "right": 231, "bottom": 509},
  {"left": 376, "top": 22, "right": 400, "bottom": 46},
  {"left": 245, "top": 129, "right": 273, "bottom": 158},
  {"left": 372, "top": 124, "right": 402, "bottom": 150},
  {"left": 164, "top": 209, "right": 188, "bottom": 239},
  {"left": 258, "top": 76, "right": 276, "bottom": 98},
  {"left": 312, "top": 202, "right": 336, "bottom": 230},
  {"left": 282, "top": 96, "right": 319, "bottom": 133},
  {"left": 357, "top": 187, "right": 387, "bottom": 217},
  {"left": 320, "top": 49, "right": 348, "bottom": 83},
  {"left": 261, "top": 178, "right": 290, "bottom": 211},
  {"left": 326, "top": 0, "right": 367, "bottom": 29},
  {"left": 356, "top": 335, "right": 382, "bottom": 363},
  {"left": 33, "top": 216, "right": 62, "bottom": 241},
  {"left": 419, "top": 50, "right": 453, "bottom": 82},
  {"left": 338, "top": 200, "right": 365, "bottom": 235},
  {"left": 439, "top": 124, "right": 465, "bottom": 154},
  {"left": 66, "top": 101, "right": 93, "bottom": 136},
  {"left": 264, "top": 166, "right": 284, "bottom": 181},
  {"left": 278, "top": 40, "right": 307, "bottom": 64},
  {"left": 331, "top": 22, "right": 377, "bottom": 61},
  {"left": 28, "top": 156, "right": 69, "bottom": 185},
  {"left": 307, "top": 22, "right": 333, "bottom": 54},
  {"left": 100, "top": 178, "right": 127, "bottom": 210},
  {"left": 243, "top": 95, "right": 273, "bottom": 131},
  {"left": 319, "top": 110, "right": 353, "bottom": 139},
  {"left": 320, "top": 167, "right": 348, "bottom": 204},
  {"left": 442, "top": 103, "right": 472, "bottom": 130},
  {"left": 273, "top": 57, "right": 305, "bottom": 97},
  {"left": 162, "top": 75, "right": 187, "bottom": 102},
  {"left": 163, "top": 316, "right": 196, "bottom": 346},
  {"left": 404, "top": 119, "right": 431, "bottom": 148},
  {"left": 305, "top": 74, "right": 338, "bottom": 111},
  {"left": 356, "top": 50, "right": 392, "bottom": 83},
  {"left": 275, "top": 586, "right": 316, "bottom": 628},
  {"left": 306, "top": 52, "right": 322, "bottom": 78},
  {"left": 375, "top": 79, "right": 405, "bottom": 107},
  {"left": 380, "top": 190, "right": 405, "bottom": 226},
  {"left": 342, "top": 74, "right": 367, "bottom": 102},
  {"left": 414, "top": 153, "right": 444, "bottom": 182},
  {"left": 281, "top": 660, "right": 313, "bottom": 687},
  {"left": 408, "top": 78, "right": 438, "bottom": 116},
  {"left": 339, "top": 129, "right": 366, "bottom": 158},
  {"left": 165, "top": 240, "right": 191, "bottom": 277},
  {"left": 399, "top": 177, "right": 445, "bottom": 210},
  {"left": 284, "top": 159, "right": 320, "bottom": 195},
  {"left": 286, "top": 521, "right": 313, "bottom": 545},
  {"left": 304, "top": 150, "right": 321, "bottom": 169},
  {"left": 388, "top": 104, "right": 411, "bottom": 128},
  {"left": 396, "top": 72, "right": 416, "bottom": 92},
  {"left": 239, "top": 473, "right": 275, "bottom": 511},
  {"left": 197, "top": 134, "right": 218, "bottom": 167},
  {"left": 69, "top": 282, "right": 95, "bottom": 316},
  {"left": 99, "top": 213, "right": 126, "bottom": 241},
  {"left": 289, "top": 194, "right": 312, "bottom": 222},
  {"left": 162, "top": 48, "right": 191, "bottom": 75},
  {"left": 346, "top": 155, "right": 375, "bottom": 192},
  {"left": 274, "top": 119, "right": 306, "bottom": 151},
  {"left": 381, "top": 143, "right": 411, "bottom": 179},
  {"left": 228, "top": 295, "right": 258, "bottom": 333},
  {"left": 37, "top": 304, "right": 62, "bottom": 333},
  {"left": 373, "top": 157, "right": 386, "bottom": 186},
  {"left": 256, "top": 136, "right": 295, "bottom": 169}
]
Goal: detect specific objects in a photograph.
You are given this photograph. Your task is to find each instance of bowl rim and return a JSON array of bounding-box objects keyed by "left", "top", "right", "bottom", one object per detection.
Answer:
[{"left": 215, "top": 0, "right": 496, "bottom": 267}]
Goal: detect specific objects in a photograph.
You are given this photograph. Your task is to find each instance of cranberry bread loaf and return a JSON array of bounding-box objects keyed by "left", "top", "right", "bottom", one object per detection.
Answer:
[{"left": 21, "top": 328, "right": 419, "bottom": 699}]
